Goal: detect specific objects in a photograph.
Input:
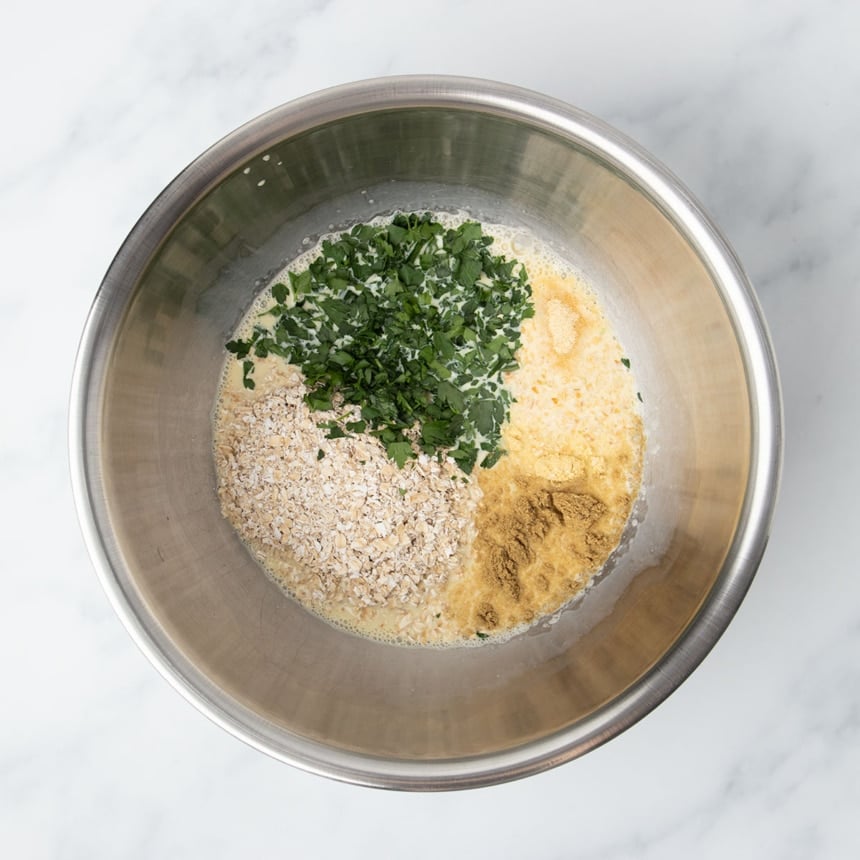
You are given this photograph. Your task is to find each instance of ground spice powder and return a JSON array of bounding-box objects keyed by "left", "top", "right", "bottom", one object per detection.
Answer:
[{"left": 446, "top": 457, "right": 623, "bottom": 635}]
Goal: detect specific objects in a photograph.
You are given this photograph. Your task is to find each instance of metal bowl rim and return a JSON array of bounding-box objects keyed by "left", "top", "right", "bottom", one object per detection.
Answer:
[{"left": 69, "top": 74, "right": 783, "bottom": 790}]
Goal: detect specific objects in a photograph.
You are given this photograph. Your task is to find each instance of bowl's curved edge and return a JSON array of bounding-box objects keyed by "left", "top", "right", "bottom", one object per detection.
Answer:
[{"left": 69, "top": 74, "right": 783, "bottom": 791}]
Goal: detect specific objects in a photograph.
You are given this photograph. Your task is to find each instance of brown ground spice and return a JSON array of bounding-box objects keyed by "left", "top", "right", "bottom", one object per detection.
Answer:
[{"left": 446, "top": 457, "right": 624, "bottom": 635}]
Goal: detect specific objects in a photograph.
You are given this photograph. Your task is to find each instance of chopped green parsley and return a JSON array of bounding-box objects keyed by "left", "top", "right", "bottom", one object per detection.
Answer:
[{"left": 226, "top": 213, "right": 534, "bottom": 473}]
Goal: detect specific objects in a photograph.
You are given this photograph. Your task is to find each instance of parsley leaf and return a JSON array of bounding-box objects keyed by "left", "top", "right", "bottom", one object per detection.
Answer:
[
  {"left": 386, "top": 441, "right": 416, "bottom": 468},
  {"left": 271, "top": 282, "right": 289, "bottom": 304},
  {"left": 241, "top": 360, "right": 256, "bottom": 390}
]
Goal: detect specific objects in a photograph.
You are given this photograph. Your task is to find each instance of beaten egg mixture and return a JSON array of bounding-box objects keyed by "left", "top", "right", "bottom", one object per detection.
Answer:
[{"left": 214, "top": 220, "right": 643, "bottom": 645}]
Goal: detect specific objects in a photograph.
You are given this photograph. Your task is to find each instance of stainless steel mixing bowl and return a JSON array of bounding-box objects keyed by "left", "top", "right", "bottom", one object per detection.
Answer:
[{"left": 70, "top": 76, "right": 782, "bottom": 789}]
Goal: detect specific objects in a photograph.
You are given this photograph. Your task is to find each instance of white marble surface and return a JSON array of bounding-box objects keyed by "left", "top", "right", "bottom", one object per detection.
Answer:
[{"left": 2, "top": 0, "right": 859, "bottom": 856}]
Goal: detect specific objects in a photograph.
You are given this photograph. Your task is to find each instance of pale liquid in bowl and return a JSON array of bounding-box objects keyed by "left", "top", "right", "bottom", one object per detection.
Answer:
[{"left": 213, "top": 214, "right": 644, "bottom": 646}]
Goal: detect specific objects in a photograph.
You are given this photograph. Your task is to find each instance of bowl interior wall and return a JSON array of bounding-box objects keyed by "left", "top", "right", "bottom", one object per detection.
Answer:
[{"left": 98, "top": 108, "right": 750, "bottom": 758}]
